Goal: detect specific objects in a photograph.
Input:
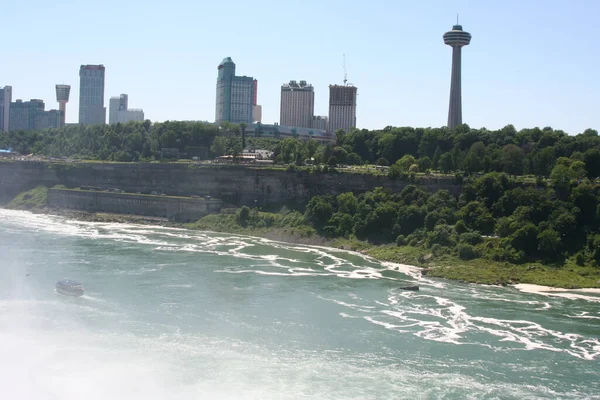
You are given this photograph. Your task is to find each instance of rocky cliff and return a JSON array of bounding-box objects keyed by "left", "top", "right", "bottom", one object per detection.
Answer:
[{"left": 0, "top": 162, "right": 461, "bottom": 209}]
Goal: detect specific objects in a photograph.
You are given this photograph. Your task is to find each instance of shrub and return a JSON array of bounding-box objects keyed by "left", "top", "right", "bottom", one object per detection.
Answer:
[
  {"left": 426, "top": 224, "right": 456, "bottom": 248},
  {"left": 575, "top": 251, "right": 585, "bottom": 266},
  {"left": 376, "top": 157, "right": 389, "bottom": 166},
  {"left": 454, "top": 220, "right": 468, "bottom": 234},
  {"left": 459, "top": 232, "right": 483, "bottom": 245},
  {"left": 396, "top": 235, "right": 406, "bottom": 246},
  {"left": 457, "top": 243, "right": 478, "bottom": 260},
  {"left": 237, "top": 206, "right": 250, "bottom": 226}
]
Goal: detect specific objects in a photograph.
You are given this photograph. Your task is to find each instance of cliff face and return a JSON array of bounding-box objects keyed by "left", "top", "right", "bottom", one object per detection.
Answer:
[{"left": 0, "top": 162, "right": 461, "bottom": 209}]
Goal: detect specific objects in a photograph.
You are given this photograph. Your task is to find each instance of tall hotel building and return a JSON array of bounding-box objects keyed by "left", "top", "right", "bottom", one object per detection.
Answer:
[
  {"left": 215, "top": 57, "right": 254, "bottom": 124},
  {"left": 79, "top": 64, "right": 106, "bottom": 125},
  {"left": 280, "top": 80, "right": 314, "bottom": 129},
  {"left": 0, "top": 86, "right": 12, "bottom": 132},
  {"left": 328, "top": 85, "right": 357, "bottom": 133}
]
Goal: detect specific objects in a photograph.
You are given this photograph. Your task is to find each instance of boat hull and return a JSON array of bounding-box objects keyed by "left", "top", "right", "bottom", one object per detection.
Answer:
[{"left": 55, "top": 287, "right": 84, "bottom": 297}]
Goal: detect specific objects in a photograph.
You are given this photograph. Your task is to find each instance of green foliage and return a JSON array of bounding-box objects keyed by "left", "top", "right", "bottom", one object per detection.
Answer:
[
  {"left": 457, "top": 243, "right": 479, "bottom": 260},
  {"left": 7, "top": 186, "right": 48, "bottom": 210},
  {"left": 3, "top": 123, "right": 600, "bottom": 181},
  {"left": 237, "top": 206, "right": 251, "bottom": 226}
]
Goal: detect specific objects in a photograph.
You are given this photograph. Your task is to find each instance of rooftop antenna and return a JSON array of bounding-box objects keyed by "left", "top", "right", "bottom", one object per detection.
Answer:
[
  {"left": 457, "top": 13, "right": 459, "bottom": 25},
  {"left": 343, "top": 54, "right": 347, "bottom": 85}
]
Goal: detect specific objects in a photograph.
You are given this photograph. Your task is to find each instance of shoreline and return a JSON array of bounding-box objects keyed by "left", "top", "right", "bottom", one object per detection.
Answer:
[{"left": 3, "top": 206, "right": 600, "bottom": 292}]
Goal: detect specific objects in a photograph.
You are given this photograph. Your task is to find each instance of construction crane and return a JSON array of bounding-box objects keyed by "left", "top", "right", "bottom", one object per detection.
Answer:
[{"left": 343, "top": 54, "right": 347, "bottom": 85}]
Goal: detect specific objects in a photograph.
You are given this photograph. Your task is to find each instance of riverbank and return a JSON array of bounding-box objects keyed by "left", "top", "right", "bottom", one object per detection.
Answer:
[
  {"left": 5, "top": 205, "right": 600, "bottom": 289},
  {"left": 186, "top": 213, "right": 600, "bottom": 289},
  {"left": 4, "top": 187, "right": 600, "bottom": 289}
]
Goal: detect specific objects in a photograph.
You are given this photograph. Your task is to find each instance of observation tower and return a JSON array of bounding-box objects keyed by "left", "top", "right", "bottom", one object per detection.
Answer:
[
  {"left": 443, "top": 21, "right": 471, "bottom": 129},
  {"left": 55, "top": 84, "right": 71, "bottom": 126}
]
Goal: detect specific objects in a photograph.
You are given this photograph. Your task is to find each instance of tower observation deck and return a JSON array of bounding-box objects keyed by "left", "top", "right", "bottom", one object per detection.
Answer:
[{"left": 443, "top": 24, "right": 471, "bottom": 130}]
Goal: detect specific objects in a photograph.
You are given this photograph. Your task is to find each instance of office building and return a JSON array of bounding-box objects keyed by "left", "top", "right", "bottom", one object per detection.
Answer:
[
  {"left": 280, "top": 80, "right": 314, "bottom": 129},
  {"left": 79, "top": 64, "right": 106, "bottom": 125},
  {"left": 109, "top": 94, "right": 144, "bottom": 124},
  {"left": 328, "top": 85, "right": 357, "bottom": 133},
  {"left": 9, "top": 99, "right": 63, "bottom": 131},
  {"left": 109, "top": 94, "right": 128, "bottom": 124},
  {"left": 252, "top": 105, "right": 262, "bottom": 123},
  {"left": 252, "top": 79, "right": 262, "bottom": 122},
  {"left": 312, "top": 115, "right": 328, "bottom": 131},
  {"left": 0, "top": 86, "right": 12, "bottom": 133},
  {"left": 444, "top": 22, "right": 471, "bottom": 129},
  {"left": 215, "top": 57, "right": 254, "bottom": 124},
  {"left": 55, "top": 84, "right": 70, "bottom": 126}
]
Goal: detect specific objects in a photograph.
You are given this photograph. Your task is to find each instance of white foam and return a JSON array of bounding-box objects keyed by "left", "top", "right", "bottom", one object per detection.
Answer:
[{"left": 514, "top": 284, "right": 600, "bottom": 303}]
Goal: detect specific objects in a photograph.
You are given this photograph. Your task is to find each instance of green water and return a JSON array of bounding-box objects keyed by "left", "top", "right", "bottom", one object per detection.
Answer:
[{"left": 1, "top": 209, "right": 599, "bottom": 399}]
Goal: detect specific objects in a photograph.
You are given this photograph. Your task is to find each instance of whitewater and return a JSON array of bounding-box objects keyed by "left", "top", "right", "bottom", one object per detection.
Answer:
[{"left": 1, "top": 209, "right": 599, "bottom": 399}]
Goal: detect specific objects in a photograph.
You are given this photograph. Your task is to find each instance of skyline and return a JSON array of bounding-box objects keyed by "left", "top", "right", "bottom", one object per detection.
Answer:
[{"left": 1, "top": 0, "right": 599, "bottom": 133}]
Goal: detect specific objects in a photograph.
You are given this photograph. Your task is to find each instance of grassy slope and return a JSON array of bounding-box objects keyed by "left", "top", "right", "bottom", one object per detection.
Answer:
[{"left": 7, "top": 186, "right": 48, "bottom": 210}]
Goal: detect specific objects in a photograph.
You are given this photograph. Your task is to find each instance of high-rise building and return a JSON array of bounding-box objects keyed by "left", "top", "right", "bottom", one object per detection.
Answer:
[
  {"left": 109, "top": 94, "right": 128, "bottom": 124},
  {"left": 9, "top": 99, "right": 63, "bottom": 131},
  {"left": 79, "top": 64, "right": 106, "bottom": 125},
  {"left": 55, "top": 84, "right": 70, "bottom": 126},
  {"left": 444, "top": 23, "right": 471, "bottom": 130},
  {"left": 252, "top": 105, "right": 262, "bottom": 123},
  {"left": 312, "top": 115, "right": 328, "bottom": 131},
  {"left": 328, "top": 85, "right": 357, "bottom": 133},
  {"left": 215, "top": 57, "right": 254, "bottom": 125},
  {"left": 0, "top": 86, "right": 12, "bottom": 133},
  {"left": 109, "top": 94, "right": 144, "bottom": 124},
  {"left": 280, "top": 80, "right": 314, "bottom": 129}
]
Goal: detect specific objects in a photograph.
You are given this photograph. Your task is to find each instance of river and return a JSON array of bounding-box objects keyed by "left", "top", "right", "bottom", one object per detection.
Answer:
[{"left": 1, "top": 209, "right": 599, "bottom": 399}]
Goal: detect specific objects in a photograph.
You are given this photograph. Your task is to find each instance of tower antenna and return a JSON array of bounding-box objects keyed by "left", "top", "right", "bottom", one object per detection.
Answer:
[
  {"left": 343, "top": 54, "right": 347, "bottom": 85},
  {"left": 457, "top": 13, "right": 459, "bottom": 25}
]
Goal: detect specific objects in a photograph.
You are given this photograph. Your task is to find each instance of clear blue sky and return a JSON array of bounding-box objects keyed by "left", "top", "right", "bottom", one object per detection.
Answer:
[{"left": 2, "top": 0, "right": 599, "bottom": 133}]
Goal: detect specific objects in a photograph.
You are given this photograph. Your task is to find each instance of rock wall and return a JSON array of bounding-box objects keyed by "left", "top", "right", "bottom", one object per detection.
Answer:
[
  {"left": 47, "top": 188, "right": 222, "bottom": 221},
  {"left": 0, "top": 162, "right": 461, "bottom": 209}
]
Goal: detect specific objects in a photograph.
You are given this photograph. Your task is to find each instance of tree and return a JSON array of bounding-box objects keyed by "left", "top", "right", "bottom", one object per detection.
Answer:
[
  {"left": 237, "top": 206, "right": 251, "bottom": 226},
  {"left": 500, "top": 144, "right": 525, "bottom": 176},
  {"left": 418, "top": 156, "right": 432, "bottom": 172},
  {"left": 584, "top": 148, "right": 600, "bottom": 179},
  {"left": 464, "top": 142, "right": 486, "bottom": 173},
  {"left": 439, "top": 153, "right": 454, "bottom": 174},
  {"left": 337, "top": 192, "right": 358, "bottom": 214},
  {"left": 432, "top": 145, "right": 443, "bottom": 170},
  {"left": 305, "top": 196, "right": 334, "bottom": 227},
  {"left": 347, "top": 152, "right": 362, "bottom": 165},
  {"left": 376, "top": 157, "right": 389, "bottom": 166},
  {"left": 550, "top": 164, "right": 576, "bottom": 192},
  {"left": 570, "top": 160, "right": 587, "bottom": 181},
  {"left": 396, "top": 154, "right": 417, "bottom": 171},
  {"left": 510, "top": 223, "right": 539, "bottom": 255},
  {"left": 537, "top": 229, "right": 562, "bottom": 257},
  {"left": 533, "top": 147, "right": 556, "bottom": 177},
  {"left": 210, "top": 136, "right": 228, "bottom": 157}
]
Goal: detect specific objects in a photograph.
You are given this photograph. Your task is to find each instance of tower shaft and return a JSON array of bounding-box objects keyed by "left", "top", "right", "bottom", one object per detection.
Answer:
[
  {"left": 58, "top": 101, "right": 67, "bottom": 126},
  {"left": 448, "top": 46, "right": 462, "bottom": 129}
]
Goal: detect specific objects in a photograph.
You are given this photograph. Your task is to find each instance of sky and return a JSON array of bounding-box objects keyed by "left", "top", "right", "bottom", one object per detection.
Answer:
[{"left": 2, "top": 0, "right": 599, "bottom": 133}]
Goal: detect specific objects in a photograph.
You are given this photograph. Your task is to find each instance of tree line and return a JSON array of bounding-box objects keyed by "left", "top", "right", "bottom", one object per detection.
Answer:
[
  {"left": 303, "top": 172, "right": 600, "bottom": 267},
  {"left": 1, "top": 121, "right": 599, "bottom": 180}
]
